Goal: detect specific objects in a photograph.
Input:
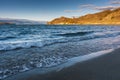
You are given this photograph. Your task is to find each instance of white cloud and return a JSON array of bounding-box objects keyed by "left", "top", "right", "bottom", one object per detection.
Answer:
[
  {"left": 64, "top": 0, "right": 120, "bottom": 13},
  {"left": 64, "top": 10, "right": 81, "bottom": 13},
  {"left": 94, "top": 6, "right": 120, "bottom": 10},
  {"left": 109, "top": 0, "right": 120, "bottom": 5},
  {"left": 79, "top": 3, "right": 120, "bottom": 11},
  {"left": 79, "top": 4, "right": 95, "bottom": 8}
]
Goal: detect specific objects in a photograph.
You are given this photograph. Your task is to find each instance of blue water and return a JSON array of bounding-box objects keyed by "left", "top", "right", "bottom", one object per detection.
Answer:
[
  {"left": 0, "top": 25, "right": 120, "bottom": 51},
  {"left": 1, "top": 25, "right": 120, "bottom": 79}
]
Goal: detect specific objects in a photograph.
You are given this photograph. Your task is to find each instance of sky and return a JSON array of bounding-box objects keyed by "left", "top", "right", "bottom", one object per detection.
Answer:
[{"left": 0, "top": 0, "right": 120, "bottom": 21}]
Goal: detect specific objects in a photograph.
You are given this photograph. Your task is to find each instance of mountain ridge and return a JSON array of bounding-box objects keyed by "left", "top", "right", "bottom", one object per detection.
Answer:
[
  {"left": 48, "top": 8, "right": 120, "bottom": 25},
  {"left": 0, "top": 18, "right": 46, "bottom": 25}
]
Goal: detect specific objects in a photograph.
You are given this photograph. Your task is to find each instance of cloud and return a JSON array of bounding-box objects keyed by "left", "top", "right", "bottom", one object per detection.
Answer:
[
  {"left": 64, "top": 0, "right": 120, "bottom": 13},
  {"left": 79, "top": 0, "right": 120, "bottom": 11},
  {"left": 109, "top": 0, "right": 120, "bottom": 5},
  {"left": 64, "top": 10, "right": 81, "bottom": 13},
  {"left": 64, "top": 4, "right": 94, "bottom": 13},
  {"left": 79, "top": 3, "right": 120, "bottom": 11},
  {"left": 94, "top": 6, "right": 119, "bottom": 10},
  {"left": 79, "top": 4, "right": 95, "bottom": 8}
]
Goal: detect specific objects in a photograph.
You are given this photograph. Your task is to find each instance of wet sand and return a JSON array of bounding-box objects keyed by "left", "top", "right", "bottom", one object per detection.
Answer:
[
  {"left": 26, "top": 48, "right": 120, "bottom": 80},
  {"left": 4, "top": 48, "right": 120, "bottom": 80}
]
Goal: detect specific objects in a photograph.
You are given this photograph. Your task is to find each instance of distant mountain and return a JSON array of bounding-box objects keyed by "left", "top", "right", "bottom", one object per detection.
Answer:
[
  {"left": 0, "top": 18, "right": 46, "bottom": 25},
  {"left": 0, "top": 22, "right": 14, "bottom": 25},
  {"left": 48, "top": 8, "right": 120, "bottom": 25}
]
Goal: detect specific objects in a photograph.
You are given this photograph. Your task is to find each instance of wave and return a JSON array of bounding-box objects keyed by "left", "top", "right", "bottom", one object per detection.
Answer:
[
  {"left": 0, "top": 40, "right": 44, "bottom": 51},
  {"left": 1, "top": 31, "right": 120, "bottom": 51},
  {"left": 91, "top": 31, "right": 120, "bottom": 39},
  {"left": 0, "top": 38, "right": 67, "bottom": 51},
  {"left": 0, "top": 54, "right": 68, "bottom": 80},
  {"left": 0, "top": 36, "right": 16, "bottom": 40},
  {"left": 0, "top": 49, "right": 114, "bottom": 80},
  {"left": 56, "top": 31, "right": 94, "bottom": 37}
]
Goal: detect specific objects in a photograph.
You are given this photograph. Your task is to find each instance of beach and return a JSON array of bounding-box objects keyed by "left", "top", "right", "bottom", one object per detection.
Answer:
[
  {"left": 3, "top": 43, "right": 120, "bottom": 80},
  {"left": 5, "top": 48, "right": 120, "bottom": 80}
]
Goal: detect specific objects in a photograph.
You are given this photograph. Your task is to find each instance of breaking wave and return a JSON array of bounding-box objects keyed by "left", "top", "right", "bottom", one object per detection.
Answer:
[
  {"left": 0, "top": 31, "right": 120, "bottom": 51},
  {"left": 56, "top": 31, "right": 94, "bottom": 37}
]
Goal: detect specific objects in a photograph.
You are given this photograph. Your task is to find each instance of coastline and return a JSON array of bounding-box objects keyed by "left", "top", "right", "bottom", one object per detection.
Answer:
[
  {"left": 30, "top": 48, "right": 120, "bottom": 80},
  {"left": 4, "top": 48, "right": 119, "bottom": 80},
  {"left": 47, "top": 24, "right": 120, "bottom": 26}
]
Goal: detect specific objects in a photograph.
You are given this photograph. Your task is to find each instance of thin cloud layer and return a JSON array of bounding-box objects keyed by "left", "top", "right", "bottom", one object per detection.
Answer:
[
  {"left": 64, "top": 10, "right": 81, "bottom": 13},
  {"left": 109, "top": 0, "right": 120, "bottom": 4},
  {"left": 80, "top": 4, "right": 95, "bottom": 8},
  {"left": 79, "top": 4, "right": 120, "bottom": 11},
  {"left": 64, "top": 0, "right": 120, "bottom": 13},
  {"left": 64, "top": 4, "right": 94, "bottom": 13},
  {"left": 94, "top": 6, "right": 120, "bottom": 10}
]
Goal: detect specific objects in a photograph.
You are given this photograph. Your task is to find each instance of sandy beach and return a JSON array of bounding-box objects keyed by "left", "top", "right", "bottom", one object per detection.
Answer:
[
  {"left": 4, "top": 47, "right": 120, "bottom": 80},
  {"left": 25, "top": 48, "right": 120, "bottom": 80}
]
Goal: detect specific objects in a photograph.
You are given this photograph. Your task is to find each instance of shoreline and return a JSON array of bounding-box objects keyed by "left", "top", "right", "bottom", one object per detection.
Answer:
[
  {"left": 30, "top": 48, "right": 120, "bottom": 80},
  {"left": 47, "top": 24, "right": 120, "bottom": 26},
  {"left": 4, "top": 49, "right": 114, "bottom": 80}
]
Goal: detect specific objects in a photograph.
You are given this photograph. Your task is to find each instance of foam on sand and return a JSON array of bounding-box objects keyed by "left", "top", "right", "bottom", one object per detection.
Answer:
[{"left": 4, "top": 49, "right": 114, "bottom": 80}]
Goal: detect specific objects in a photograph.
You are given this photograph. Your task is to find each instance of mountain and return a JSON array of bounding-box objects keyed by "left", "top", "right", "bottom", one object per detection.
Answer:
[
  {"left": 48, "top": 8, "right": 120, "bottom": 25},
  {"left": 0, "top": 18, "right": 46, "bottom": 25},
  {"left": 0, "top": 22, "right": 14, "bottom": 25}
]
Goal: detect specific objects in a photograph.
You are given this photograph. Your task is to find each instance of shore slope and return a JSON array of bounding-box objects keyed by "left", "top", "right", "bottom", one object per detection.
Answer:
[
  {"left": 4, "top": 48, "right": 120, "bottom": 80},
  {"left": 27, "top": 48, "right": 120, "bottom": 80}
]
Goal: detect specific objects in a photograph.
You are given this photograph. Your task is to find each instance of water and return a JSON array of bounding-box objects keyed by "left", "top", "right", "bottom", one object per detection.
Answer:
[
  {"left": 1, "top": 25, "right": 120, "bottom": 79},
  {"left": 0, "top": 25, "right": 120, "bottom": 51}
]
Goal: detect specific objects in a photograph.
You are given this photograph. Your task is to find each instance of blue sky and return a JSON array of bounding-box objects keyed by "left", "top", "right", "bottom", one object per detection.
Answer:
[{"left": 0, "top": 0, "right": 120, "bottom": 21}]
